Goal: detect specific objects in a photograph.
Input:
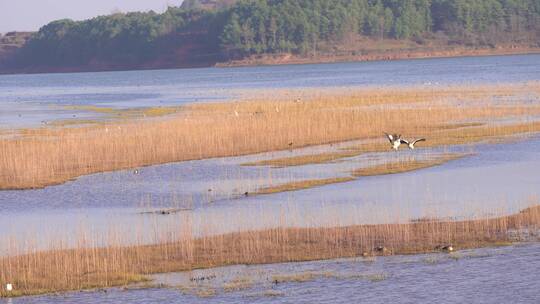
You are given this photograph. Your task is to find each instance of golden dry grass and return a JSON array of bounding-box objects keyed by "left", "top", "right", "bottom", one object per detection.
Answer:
[
  {"left": 351, "top": 154, "right": 467, "bottom": 177},
  {"left": 1, "top": 205, "right": 538, "bottom": 297},
  {"left": 1, "top": 83, "right": 540, "bottom": 190},
  {"left": 254, "top": 177, "right": 356, "bottom": 195}
]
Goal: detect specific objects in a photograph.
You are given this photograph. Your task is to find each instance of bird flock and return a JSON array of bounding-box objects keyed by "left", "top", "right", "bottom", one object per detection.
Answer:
[{"left": 384, "top": 133, "right": 426, "bottom": 150}]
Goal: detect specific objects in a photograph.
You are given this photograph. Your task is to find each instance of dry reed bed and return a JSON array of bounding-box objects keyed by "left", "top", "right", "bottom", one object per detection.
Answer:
[
  {"left": 1, "top": 83, "right": 539, "bottom": 190},
  {"left": 1, "top": 205, "right": 539, "bottom": 297}
]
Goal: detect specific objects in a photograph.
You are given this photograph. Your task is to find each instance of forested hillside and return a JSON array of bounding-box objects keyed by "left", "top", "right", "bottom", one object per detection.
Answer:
[
  {"left": 221, "top": 0, "right": 539, "bottom": 54},
  {"left": 1, "top": 0, "right": 539, "bottom": 73}
]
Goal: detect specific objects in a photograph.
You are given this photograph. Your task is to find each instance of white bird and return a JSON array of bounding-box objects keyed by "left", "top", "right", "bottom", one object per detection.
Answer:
[
  {"left": 384, "top": 133, "right": 405, "bottom": 150},
  {"left": 401, "top": 138, "right": 426, "bottom": 149},
  {"left": 6, "top": 283, "right": 13, "bottom": 291}
]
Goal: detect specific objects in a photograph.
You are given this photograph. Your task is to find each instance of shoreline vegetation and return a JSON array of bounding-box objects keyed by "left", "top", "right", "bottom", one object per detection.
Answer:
[
  {"left": 216, "top": 45, "right": 540, "bottom": 68},
  {"left": 1, "top": 83, "right": 540, "bottom": 190},
  {"left": 1, "top": 205, "right": 538, "bottom": 297},
  {"left": 2, "top": 43, "right": 539, "bottom": 75}
]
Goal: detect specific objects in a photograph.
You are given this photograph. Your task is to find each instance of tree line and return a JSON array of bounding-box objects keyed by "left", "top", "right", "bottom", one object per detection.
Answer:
[
  {"left": 4, "top": 0, "right": 540, "bottom": 68},
  {"left": 7, "top": 7, "right": 227, "bottom": 67},
  {"left": 221, "top": 0, "right": 540, "bottom": 55}
]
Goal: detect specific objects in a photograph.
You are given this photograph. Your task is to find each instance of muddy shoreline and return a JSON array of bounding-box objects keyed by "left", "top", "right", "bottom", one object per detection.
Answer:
[{"left": 218, "top": 46, "right": 540, "bottom": 68}]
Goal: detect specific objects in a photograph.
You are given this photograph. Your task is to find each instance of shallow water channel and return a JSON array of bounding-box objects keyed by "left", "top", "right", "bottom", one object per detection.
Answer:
[
  {"left": 4, "top": 243, "right": 539, "bottom": 304},
  {"left": 1, "top": 134, "right": 539, "bottom": 252}
]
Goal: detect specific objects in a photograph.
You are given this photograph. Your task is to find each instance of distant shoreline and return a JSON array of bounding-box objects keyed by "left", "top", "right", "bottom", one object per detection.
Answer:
[
  {"left": 218, "top": 46, "right": 540, "bottom": 68},
  {"left": 1, "top": 46, "right": 539, "bottom": 75}
]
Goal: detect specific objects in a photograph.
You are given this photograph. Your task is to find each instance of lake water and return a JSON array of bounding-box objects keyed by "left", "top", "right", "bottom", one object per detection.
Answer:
[{"left": 1, "top": 54, "right": 540, "bottom": 128}]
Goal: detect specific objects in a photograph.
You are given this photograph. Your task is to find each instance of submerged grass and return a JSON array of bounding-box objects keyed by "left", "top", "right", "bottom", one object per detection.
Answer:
[
  {"left": 242, "top": 151, "right": 360, "bottom": 167},
  {"left": 351, "top": 154, "right": 467, "bottom": 177},
  {"left": 364, "top": 273, "right": 388, "bottom": 282},
  {"left": 242, "top": 143, "right": 389, "bottom": 167},
  {"left": 222, "top": 277, "right": 254, "bottom": 292},
  {"left": 251, "top": 153, "right": 467, "bottom": 195},
  {"left": 1, "top": 205, "right": 539, "bottom": 297},
  {"left": 254, "top": 177, "right": 356, "bottom": 195},
  {"left": 63, "top": 105, "right": 181, "bottom": 118},
  {"left": 244, "top": 121, "right": 538, "bottom": 169},
  {"left": 1, "top": 83, "right": 540, "bottom": 190},
  {"left": 272, "top": 272, "right": 320, "bottom": 283}
]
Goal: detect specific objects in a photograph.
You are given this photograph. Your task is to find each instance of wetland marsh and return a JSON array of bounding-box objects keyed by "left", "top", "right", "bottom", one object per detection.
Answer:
[{"left": 1, "top": 54, "right": 540, "bottom": 301}]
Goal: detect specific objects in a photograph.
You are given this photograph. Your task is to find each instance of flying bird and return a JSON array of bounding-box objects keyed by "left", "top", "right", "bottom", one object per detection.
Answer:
[
  {"left": 384, "top": 133, "right": 405, "bottom": 150},
  {"left": 401, "top": 138, "right": 426, "bottom": 149}
]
